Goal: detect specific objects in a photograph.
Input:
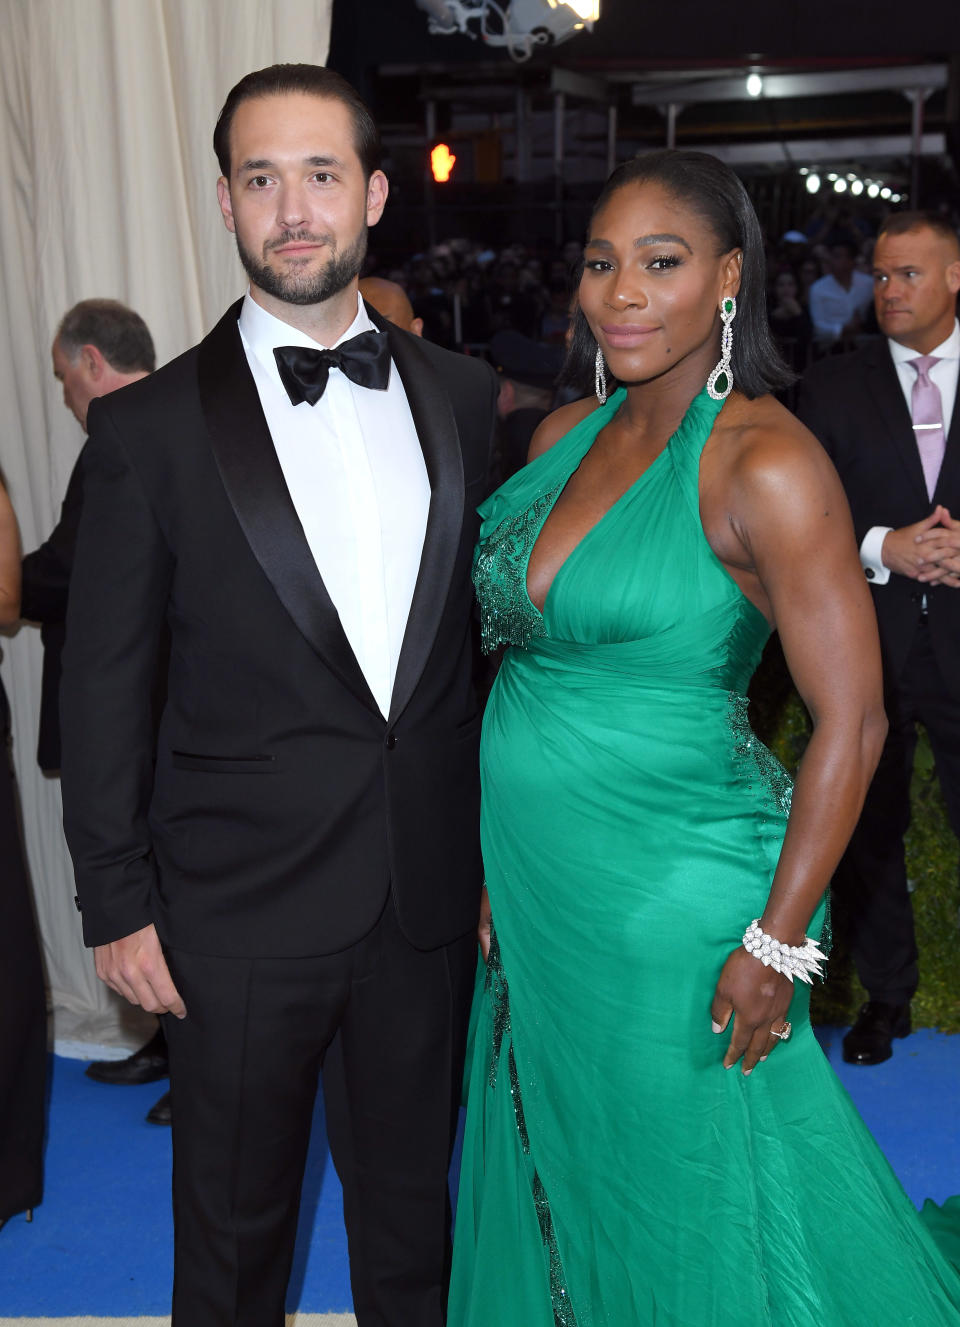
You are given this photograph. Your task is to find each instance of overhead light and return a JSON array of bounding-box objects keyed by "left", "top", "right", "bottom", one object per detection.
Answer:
[
  {"left": 746, "top": 72, "right": 763, "bottom": 98},
  {"left": 417, "top": 0, "right": 600, "bottom": 61},
  {"left": 880, "top": 186, "right": 892, "bottom": 199},
  {"left": 850, "top": 179, "right": 864, "bottom": 196},
  {"left": 827, "top": 173, "right": 838, "bottom": 182},
  {"left": 891, "top": 193, "right": 901, "bottom": 203},
  {"left": 805, "top": 173, "right": 821, "bottom": 194},
  {"left": 834, "top": 178, "right": 848, "bottom": 193},
  {"left": 867, "top": 183, "right": 880, "bottom": 198},
  {"left": 799, "top": 167, "right": 809, "bottom": 176}
]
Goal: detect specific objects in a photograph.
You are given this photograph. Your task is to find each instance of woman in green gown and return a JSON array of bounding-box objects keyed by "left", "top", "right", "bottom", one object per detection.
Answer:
[{"left": 450, "top": 150, "right": 960, "bottom": 1326}]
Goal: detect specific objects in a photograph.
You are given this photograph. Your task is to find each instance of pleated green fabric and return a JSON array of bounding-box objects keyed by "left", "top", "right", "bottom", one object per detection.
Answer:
[{"left": 449, "top": 388, "right": 960, "bottom": 1326}]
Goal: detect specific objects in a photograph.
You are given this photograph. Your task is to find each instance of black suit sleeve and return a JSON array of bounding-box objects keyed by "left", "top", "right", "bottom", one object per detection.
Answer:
[
  {"left": 20, "top": 447, "right": 86, "bottom": 622},
  {"left": 60, "top": 401, "right": 173, "bottom": 947},
  {"left": 795, "top": 365, "right": 872, "bottom": 548}
]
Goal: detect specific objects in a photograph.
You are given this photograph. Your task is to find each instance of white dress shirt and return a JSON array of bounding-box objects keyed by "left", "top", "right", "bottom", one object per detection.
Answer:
[
  {"left": 860, "top": 320, "right": 960, "bottom": 585},
  {"left": 808, "top": 270, "right": 875, "bottom": 343},
  {"left": 238, "top": 291, "right": 430, "bottom": 717}
]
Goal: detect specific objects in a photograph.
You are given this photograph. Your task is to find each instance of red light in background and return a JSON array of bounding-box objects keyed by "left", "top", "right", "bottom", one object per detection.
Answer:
[{"left": 431, "top": 143, "right": 456, "bottom": 183}]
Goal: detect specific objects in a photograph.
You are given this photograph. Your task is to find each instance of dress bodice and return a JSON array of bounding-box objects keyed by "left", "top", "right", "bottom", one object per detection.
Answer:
[{"left": 472, "top": 387, "right": 771, "bottom": 697}]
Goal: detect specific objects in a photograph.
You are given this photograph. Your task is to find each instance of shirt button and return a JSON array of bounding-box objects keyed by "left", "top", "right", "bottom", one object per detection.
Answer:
[{"left": 385, "top": 734, "right": 397, "bottom": 750}]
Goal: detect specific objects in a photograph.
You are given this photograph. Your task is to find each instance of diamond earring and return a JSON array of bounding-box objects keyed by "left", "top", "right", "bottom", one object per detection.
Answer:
[
  {"left": 706, "top": 295, "right": 736, "bottom": 401},
  {"left": 595, "top": 345, "right": 608, "bottom": 405}
]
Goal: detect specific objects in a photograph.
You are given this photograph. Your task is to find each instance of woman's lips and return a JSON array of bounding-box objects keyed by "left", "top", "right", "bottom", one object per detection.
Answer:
[{"left": 601, "top": 324, "right": 660, "bottom": 347}]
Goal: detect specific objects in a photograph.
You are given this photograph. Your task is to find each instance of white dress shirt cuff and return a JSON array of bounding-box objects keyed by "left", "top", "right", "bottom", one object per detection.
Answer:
[{"left": 860, "top": 526, "right": 893, "bottom": 585}]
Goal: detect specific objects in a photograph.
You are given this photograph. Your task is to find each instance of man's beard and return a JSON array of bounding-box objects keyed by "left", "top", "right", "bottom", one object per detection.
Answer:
[{"left": 236, "top": 227, "right": 368, "bottom": 307}]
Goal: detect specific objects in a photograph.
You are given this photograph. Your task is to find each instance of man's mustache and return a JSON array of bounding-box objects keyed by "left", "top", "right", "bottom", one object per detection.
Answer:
[{"left": 265, "top": 230, "right": 334, "bottom": 255}]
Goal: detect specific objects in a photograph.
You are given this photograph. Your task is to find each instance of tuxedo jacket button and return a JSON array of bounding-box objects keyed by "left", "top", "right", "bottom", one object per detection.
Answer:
[
  {"left": 385, "top": 733, "right": 397, "bottom": 750},
  {"left": 74, "top": 895, "right": 82, "bottom": 911}
]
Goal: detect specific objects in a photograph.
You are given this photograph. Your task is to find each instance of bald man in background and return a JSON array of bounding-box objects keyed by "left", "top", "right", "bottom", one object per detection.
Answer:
[{"left": 359, "top": 276, "right": 423, "bottom": 337}]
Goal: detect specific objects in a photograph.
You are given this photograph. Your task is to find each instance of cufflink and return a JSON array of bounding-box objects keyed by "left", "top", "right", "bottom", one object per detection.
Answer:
[{"left": 865, "top": 568, "right": 875, "bottom": 580}]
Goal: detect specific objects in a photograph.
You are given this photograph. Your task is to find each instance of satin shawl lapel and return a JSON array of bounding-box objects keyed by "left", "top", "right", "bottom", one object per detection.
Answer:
[
  {"left": 197, "top": 302, "right": 378, "bottom": 714},
  {"left": 369, "top": 310, "right": 465, "bottom": 725},
  {"left": 863, "top": 340, "right": 928, "bottom": 504}
]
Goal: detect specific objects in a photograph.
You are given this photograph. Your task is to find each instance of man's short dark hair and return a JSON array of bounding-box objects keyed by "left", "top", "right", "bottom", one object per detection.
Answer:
[
  {"left": 57, "top": 299, "right": 155, "bottom": 374},
  {"left": 213, "top": 64, "right": 381, "bottom": 181},
  {"left": 878, "top": 210, "right": 960, "bottom": 252}
]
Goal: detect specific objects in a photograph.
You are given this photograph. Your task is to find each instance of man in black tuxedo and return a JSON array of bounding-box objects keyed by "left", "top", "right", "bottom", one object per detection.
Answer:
[
  {"left": 60, "top": 64, "right": 497, "bottom": 1327},
  {"left": 797, "top": 211, "right": 960, "bottom": 1065}
]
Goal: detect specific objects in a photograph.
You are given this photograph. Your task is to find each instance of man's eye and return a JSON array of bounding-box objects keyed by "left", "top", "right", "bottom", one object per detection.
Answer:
[
  {"left": 250, "top": 176, "right": 271, "bottom": 188},
  {"left": 312, "top": 172, "right": 332, "bottom": 184}
]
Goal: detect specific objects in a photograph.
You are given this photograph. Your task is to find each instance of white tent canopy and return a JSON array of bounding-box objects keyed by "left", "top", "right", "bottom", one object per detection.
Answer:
[{"left": 0, "top": 0, "right": 333, "bottom": 1050}]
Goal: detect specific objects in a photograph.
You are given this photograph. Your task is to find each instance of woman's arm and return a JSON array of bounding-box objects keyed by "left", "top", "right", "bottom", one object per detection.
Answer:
[
  {"left": 709, "top": 417, "right": 887, "bottom": 1073},
  {"left": 0, "top": 478, "right": 22, "bottom": 627}
]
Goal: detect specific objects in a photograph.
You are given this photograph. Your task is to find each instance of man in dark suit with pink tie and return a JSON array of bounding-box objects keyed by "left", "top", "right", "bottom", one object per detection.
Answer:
[{"left": 797, "top": 211, "right": 960, "bottom": 1067}]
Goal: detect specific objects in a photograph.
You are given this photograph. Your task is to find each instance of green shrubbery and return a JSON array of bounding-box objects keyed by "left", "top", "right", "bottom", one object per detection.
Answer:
[{"left": 749, "top": 641, "right": 960, "bottom": 1033}]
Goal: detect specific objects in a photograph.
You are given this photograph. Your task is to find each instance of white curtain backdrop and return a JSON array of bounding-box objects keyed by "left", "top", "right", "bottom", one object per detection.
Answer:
[{"left": 0, "top": 0, "right": 333, "bottom": 1049}]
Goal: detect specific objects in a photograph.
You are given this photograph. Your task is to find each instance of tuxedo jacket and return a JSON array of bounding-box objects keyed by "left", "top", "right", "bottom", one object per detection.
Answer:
[
  {"left": 21, "top": 452, "right": 83, "bottom": 771},
  {"left": 60, "top": 301, "right": 498, "bottom": 957},
  {"left": 796, "top": 339, "right": 960, "bottom": 695}
]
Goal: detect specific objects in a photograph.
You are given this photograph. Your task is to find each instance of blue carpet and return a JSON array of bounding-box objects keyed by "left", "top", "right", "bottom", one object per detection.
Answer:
[{"left": 0, "top": 1029, "right": 956, "bottom": 1316}]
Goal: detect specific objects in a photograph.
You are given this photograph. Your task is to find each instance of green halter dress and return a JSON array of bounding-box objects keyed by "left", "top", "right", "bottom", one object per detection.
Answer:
[{"left": 449, "top": 387, "right": 960, "bottom": 1326}]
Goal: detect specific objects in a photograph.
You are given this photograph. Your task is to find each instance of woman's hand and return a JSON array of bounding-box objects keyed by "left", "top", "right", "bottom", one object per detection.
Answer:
[
  {"left": 478, "top": 885, "right": 492, "bottom": 962},
  {"left": 710, "top": 947, "right": 794, "bottom": 1075}
]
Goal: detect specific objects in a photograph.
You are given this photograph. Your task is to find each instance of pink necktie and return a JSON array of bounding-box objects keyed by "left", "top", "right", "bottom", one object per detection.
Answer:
[{"left": 908, "top": 354, "right": 945, "bottom": 500}]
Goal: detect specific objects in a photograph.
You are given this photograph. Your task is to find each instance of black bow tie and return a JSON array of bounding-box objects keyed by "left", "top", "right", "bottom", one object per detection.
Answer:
[{"left": 273, "top": 330, "right": 391, "bottom": 406}]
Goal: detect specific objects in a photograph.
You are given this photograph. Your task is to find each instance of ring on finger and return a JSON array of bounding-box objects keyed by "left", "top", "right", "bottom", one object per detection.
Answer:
[{"left": 770, "top": 1020, "right": 792, "bottom": 1042}]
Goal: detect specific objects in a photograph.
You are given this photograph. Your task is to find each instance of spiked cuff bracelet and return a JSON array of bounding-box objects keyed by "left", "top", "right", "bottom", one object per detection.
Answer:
[{"left": 742, "top": 920, "right": 826, "bottom": 986}]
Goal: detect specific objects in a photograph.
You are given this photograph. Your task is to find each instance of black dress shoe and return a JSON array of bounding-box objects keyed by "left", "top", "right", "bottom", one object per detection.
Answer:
[
  {"left": 842, "top": 1001, "right": 911, "bottom": 1065},
  {"left": 85, "top": 1028, "right": 169, "bottom": 1085},
  {"left": 145, "top": 1090, "right": 172, "bottom": 1126}
]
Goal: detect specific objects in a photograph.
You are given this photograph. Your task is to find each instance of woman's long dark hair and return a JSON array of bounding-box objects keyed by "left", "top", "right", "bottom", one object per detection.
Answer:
[{"left": 563, "top": 149, "right": 793, "bottom": 400}]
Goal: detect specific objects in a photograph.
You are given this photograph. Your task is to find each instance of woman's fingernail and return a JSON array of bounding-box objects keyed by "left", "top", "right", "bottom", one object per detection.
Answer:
[
  {"left": 742, "top": 1067, "right": 753, "bottom": 1077},
  {"left": 711, "top": 1020, "right": 722, "bottom": 1033}
]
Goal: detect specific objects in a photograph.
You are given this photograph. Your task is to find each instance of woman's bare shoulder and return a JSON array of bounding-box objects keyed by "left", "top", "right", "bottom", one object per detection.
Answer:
[
  {"left": 527, "top": 396, "right": 598, "bottom": 463},
  {"left": 718, "top": 393, "right": 834, "bottom": 491}
]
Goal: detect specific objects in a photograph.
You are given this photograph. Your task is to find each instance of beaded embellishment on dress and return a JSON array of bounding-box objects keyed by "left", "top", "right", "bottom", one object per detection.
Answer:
[{"left": 473, "top": 484, "right": 562, "bottom": 653}]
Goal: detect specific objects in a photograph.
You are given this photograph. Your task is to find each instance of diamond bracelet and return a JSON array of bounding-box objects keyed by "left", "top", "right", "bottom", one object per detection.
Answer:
[{"left": 742, "top": 920, "right": 827, "bottom": 986}]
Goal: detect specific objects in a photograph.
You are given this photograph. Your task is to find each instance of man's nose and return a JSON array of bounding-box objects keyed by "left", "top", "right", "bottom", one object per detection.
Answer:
[{"left": 276, "top": 185, "right": 309, "bottom": 229}]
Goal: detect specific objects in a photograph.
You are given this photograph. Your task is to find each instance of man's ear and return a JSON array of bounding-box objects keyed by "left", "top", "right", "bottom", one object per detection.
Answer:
[
  {"left": 366, "top": 170, "right": 389, "bottom": 228},
  {"left": 82, "top": 345, "right": 106, "bottom": 382},
  {"left": 217, "top": 177, "right": 236, "bottom": 234},
  {"left": 410, "top": 316, "right": 424, "bottom": 338},
  {"left": 946, "top": 259, "right": 960, "bottom": 298}
]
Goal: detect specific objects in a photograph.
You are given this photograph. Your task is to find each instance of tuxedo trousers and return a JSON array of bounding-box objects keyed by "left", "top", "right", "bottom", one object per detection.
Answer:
[
  {"left": 162, "top": 897, "right": 477, "bottom": 1327},
  {"left": 836, "top": 618, "right": 960, "bottom": 1003}
]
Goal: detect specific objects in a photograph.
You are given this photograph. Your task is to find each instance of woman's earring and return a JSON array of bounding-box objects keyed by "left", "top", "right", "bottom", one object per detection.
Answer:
[
  {"left": 706, "top": 295, "right": 736, "bottom": 401},
  {"left": 595, "top": 345, "right": 608, "bottom": 405}
]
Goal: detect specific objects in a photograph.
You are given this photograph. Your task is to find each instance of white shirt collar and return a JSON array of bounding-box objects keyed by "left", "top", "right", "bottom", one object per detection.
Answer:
[
  {"left": 888, "top": 318, "right": 960, "bottom": 366},
  {"left": 237, "top": 289, "right": 379, "bottom": 389}
]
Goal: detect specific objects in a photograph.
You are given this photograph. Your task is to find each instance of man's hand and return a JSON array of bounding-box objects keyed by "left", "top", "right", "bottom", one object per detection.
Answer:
[
  {"left": 881, "top": 509, "right": 955, "bottom": 580},
  {"left": 914, "top": 506, "right": 960, "bottom": 586},
  {"left": 94, "top": 923, "right": 186, "bottom": 1018},
  {"left": 478, "top": 885, "right": 492, "bottom": 963}
]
